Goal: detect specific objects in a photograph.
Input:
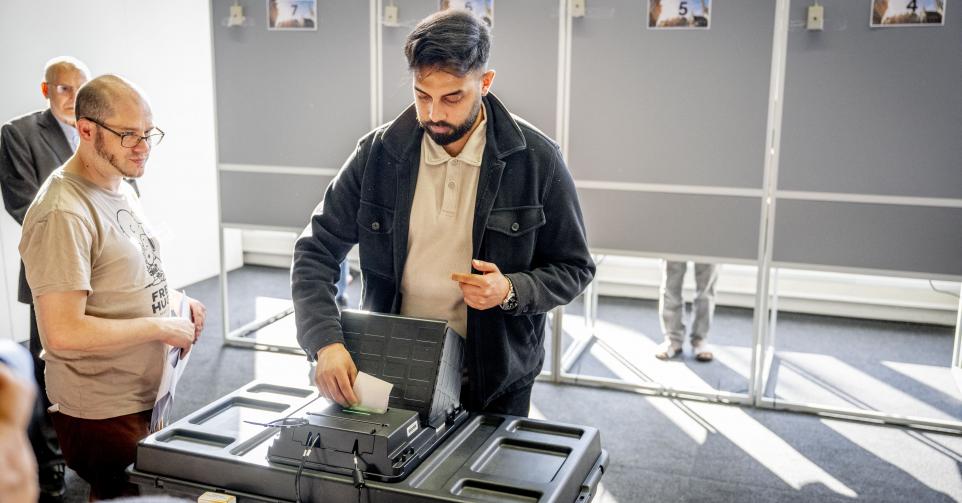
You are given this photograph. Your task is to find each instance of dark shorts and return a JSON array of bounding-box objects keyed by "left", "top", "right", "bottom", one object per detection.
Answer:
[{"left": 51, "top": 409, "right": 151, "bottom": 500}]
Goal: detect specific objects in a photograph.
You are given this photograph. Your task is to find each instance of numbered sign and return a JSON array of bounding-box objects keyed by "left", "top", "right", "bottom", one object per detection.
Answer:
[
  {"left": 440, "top": 0, "right": 495, "bottom": 29},
  {"left": 268, "top": 0, "right": 317, "bottom": 31},
  {"left": 871, "top": 0, "right": 946, "bottom": 26},
  {"left": 648, "top": 0, "right": 711, "bottom": 29}
]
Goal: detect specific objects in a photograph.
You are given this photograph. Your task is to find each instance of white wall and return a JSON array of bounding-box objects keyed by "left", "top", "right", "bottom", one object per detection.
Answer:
[
  {"left": 241, "top": 233, "right": 961, "bottom": 326},
  {"left": 593, "top": 257, "right": 961, "bottom": 327},
  {"left": 0, "top": 0, "right": 229, "bottom": 341}
]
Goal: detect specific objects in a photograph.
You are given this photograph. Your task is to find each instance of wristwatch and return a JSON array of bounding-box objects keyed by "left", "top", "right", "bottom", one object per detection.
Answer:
[{"left": 500, "top": 277, "right": 518, "bottom": 311}]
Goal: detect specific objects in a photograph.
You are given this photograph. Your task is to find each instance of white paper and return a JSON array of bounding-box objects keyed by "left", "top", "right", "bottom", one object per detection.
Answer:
[
  {"left": 350, "top": 372, "right": 393, "bottom": 414},
  {"left": 150, "top": 291, "right": 192, "bottom": 432}
]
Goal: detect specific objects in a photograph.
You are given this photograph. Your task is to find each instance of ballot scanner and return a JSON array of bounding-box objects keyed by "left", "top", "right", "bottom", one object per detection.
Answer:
[{"left": 130, "top": 311, "right": 607, "bottom": 502}]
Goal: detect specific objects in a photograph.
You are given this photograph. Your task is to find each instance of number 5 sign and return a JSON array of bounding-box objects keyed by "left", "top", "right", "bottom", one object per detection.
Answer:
[{"left": 649, "top": 0, "right": 711, "bottom": 29}]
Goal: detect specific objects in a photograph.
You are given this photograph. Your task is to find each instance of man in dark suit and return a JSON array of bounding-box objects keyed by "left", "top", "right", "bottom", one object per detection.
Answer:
[{"left": 0, "top": 56, "right": 91, "bottom": 503}]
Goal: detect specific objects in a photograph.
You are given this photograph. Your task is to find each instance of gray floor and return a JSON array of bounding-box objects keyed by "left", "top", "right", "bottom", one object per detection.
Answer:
[
  {"left": 558, "top": 295, "right": 961, "bottom": 422},
  {"left": 62, "top": 265, "right": 962, "bottom": 502}
]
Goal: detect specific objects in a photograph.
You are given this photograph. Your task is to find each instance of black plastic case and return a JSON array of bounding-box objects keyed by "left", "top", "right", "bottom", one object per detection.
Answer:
[
  {"left": 131, "top": 380, "right": 607, "bottom": 502},
  {"left": 340, "top": 310, "right": 463, "bottom": 428}
]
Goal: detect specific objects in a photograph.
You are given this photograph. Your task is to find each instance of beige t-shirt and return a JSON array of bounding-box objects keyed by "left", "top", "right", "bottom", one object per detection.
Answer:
[
  {"left": 19, "top": 168, "right": 169, "bottom": 420},
  {"left": 400, "top": 110, "right": 487, "bottom": 338}
]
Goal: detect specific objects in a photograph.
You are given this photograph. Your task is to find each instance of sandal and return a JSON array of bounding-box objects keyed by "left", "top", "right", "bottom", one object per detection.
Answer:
[
  {"left": 693, "top": 343, "right": 714, "bottom": 362},
  {"left": 654, "top": 342, "right": 682, "bottom": 360}
]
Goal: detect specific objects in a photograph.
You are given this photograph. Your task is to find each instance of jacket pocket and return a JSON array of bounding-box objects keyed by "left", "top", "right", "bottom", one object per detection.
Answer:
[
  {"left": 357, "top": 201, "right": 395, "bottom": 235},
  {"left": 483, "top": 206, "right": 546, "bottom": 273},
  {"left": 485, "top": 206, "right": 546, "bottom": 237},
  {"left": 356, "top": 201, "right": 395, "bottom": 279}
]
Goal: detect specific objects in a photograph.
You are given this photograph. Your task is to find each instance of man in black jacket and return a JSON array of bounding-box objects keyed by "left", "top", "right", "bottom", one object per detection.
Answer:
[
  {"left": 0, "top": 56, "right": 92, "bottom": 502},
  {"left": 292, "top": 9, "right": 594, "bottom": 416}
]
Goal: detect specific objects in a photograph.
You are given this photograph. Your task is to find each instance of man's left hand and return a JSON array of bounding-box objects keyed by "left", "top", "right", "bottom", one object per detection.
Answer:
[
  {"left": 452, "top": 259, "right": 510, "bottom": 310},
  {"left": 186, "top": 297, "right": 207, "bottom": 340}
]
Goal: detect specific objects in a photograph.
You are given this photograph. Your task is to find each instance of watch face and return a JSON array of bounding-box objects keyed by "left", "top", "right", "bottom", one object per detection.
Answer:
[{"left": 501, "top": 278, "right": 517, "bottom": 310}]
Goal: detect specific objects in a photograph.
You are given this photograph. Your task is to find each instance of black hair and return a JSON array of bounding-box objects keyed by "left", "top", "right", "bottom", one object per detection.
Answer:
[{"left": 404, "top": 9, "right": 490, "bottom": 76}]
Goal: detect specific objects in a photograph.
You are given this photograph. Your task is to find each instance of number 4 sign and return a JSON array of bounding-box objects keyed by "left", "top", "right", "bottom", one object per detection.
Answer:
[{"left": 871, "top": 0, "right": 946, "bottom": 27}]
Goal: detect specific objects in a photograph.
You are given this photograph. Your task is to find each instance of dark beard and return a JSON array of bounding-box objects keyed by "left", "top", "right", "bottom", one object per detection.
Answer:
[
  {"left": 419, "top": 98, "right": 482, "bottom": 146},
  {"left": 94, "top": 130, "right": 130, "bottom": 177}
]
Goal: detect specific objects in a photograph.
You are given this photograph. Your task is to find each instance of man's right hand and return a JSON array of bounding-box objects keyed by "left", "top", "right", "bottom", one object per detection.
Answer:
[
  {"left": 156, "top": 318, "right": 196, "bottom": 356},
  {"left": 314, "top": 343, "right": 359, "bottom": 407}
]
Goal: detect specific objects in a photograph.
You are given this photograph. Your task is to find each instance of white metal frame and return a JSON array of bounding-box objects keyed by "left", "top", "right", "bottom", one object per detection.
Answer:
[
  {"left": 952, "top": 289, "right": 962, "bottom": 396},
  {"left": 954, "top": 287, "right": 962, "bottom": 369},
  {"left": 217, "top": 0, "right": 386, "bottom": 354},
  {"left": 218, "top": 221, "right": 303, "bottom": 353},
  {"left": 211, "top": 0, "right": 962, "bottom": 433},
  {"left": 540, "top": 0, "right": 962, "bottom": 434}
]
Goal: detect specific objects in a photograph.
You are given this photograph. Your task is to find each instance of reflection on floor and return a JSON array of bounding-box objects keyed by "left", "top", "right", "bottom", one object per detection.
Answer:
[
  {"left": 57, "top": 265, "right": 962, "bottom": 502},
  {"left": 560, "top": 295, "right": 961, "bottom": 422}
]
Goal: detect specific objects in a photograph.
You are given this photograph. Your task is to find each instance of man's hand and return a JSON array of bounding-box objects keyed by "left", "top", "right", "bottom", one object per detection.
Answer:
[
  {"left": 156, "top": 318, "right": 196, "bottom": 357},
  {"left": 0, "top": 365, "right": 39, "bottom": 503},
  {"left": 314, "top": 343, "right": 359, "bottom": 407},
  {"left": 452, "top": 259, "right": 511, "bottom": 310},
  {"left": 186, "top": 297, "right": 207, "bottom": 341}
]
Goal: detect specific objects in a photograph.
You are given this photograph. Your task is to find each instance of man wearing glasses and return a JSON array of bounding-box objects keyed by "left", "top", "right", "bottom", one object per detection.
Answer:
[
  {"left": 18, "top": 75, "right": 206, "bottom": 500},
  {"left": 0, "top": 55, "right": 93, "bottom": 503}
]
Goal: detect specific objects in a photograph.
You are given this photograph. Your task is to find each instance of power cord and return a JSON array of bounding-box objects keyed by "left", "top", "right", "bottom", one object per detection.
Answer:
[
  {"left": 351, "top": 439, "right": 367, "bottom": 503},
  {"left": 292, "top": 434, "right": 370, "bottom": 503},
  {"left": 929, "top": 280, "right": 960, "bottom": 299},
  {"left": 351, "top": 439, "right": 366, "bottom": 489},
  {"left": 295, "top": 432, "right": 322, "bottom": 503}
]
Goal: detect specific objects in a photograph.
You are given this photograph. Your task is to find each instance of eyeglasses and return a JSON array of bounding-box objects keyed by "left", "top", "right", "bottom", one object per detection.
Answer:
[
  {"left": 51, "top": 84, "right": 77, "bottom": 96},
  {"left": 80, "top": 116, "right": 165, "bottom": 148}
]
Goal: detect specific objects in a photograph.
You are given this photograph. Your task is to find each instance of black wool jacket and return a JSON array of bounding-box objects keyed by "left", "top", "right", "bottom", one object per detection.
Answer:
[{"left": 292, "top": 93, "right": 595, "bottom": 409}]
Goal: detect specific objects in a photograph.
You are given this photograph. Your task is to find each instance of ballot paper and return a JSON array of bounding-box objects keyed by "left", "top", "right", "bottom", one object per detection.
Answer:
[
  {"left": 348, "top": 371, "right": 393, "bottom": 414},
  {"left": 150, "top": 291, "right": 192, "bottom": 432}
]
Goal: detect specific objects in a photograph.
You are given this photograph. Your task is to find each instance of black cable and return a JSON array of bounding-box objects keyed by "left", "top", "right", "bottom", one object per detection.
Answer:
[
  {"left": 293, "top": 433, "right": 375, "bottom": 503},
  {"left": 351, "top": 439, "right": 367, "bottom": 490},
  {"left": 295, "top": 452, "right": 306, "bottom": 503},
  {"left": 352, "top": 439, "right": 368, "bottom": 503},
  {"left": 295, "top": 432, "right": 321, "bottom": 503}
]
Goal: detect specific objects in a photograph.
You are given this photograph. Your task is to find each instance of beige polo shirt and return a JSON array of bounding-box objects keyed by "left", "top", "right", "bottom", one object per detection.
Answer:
[
  {"left": 19, "top": 169, "right": 169, "bottom": 420},
  {"left": 400, "top": 110, "right": 487, "bottom": 338}
]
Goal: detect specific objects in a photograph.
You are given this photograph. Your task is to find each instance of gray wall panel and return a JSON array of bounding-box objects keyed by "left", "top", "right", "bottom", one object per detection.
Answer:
[
  {"left": 779, "top": 0, "right": 962, "bottom": 198},
  {"left": 381, "top": 0, "right": 559, "bottom": 135},
  {"left": 382, "top": 1, "right": 436, "bottom": 121},
  {"left": 578, "top": 189, "right": 761, "bottom": 260},
  {"left": 212, "top": 0, "right": 370, "bottom": 168},
  {"left": 482, "top": 0, "right": 559, "bottom": 135},
  {"left": 774, "top": 201, "right": 962, "bottom": 276},
  {"left": 209, "top": 0, "right": 960, "bottom": 276},
  {"left": 568, "top": 0, "right": 774, "bottom": 187},
  {"left": 220, "top": 171, "right": 333, "bottom": 229}
]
